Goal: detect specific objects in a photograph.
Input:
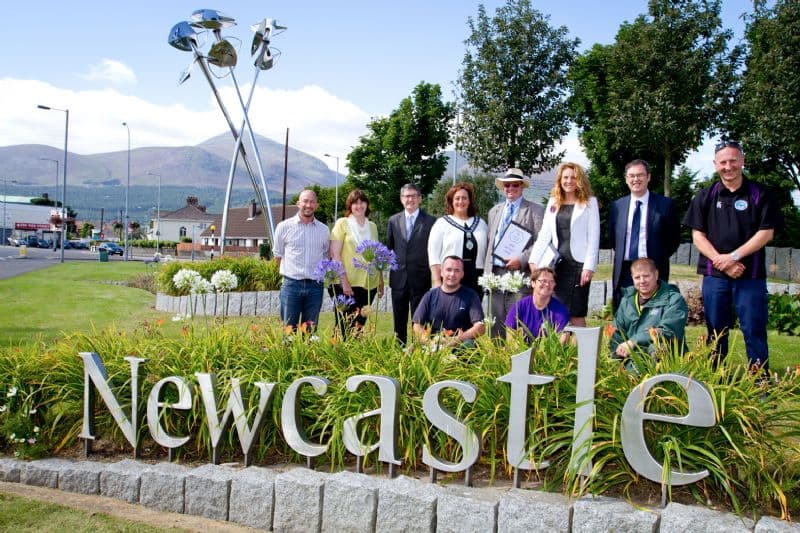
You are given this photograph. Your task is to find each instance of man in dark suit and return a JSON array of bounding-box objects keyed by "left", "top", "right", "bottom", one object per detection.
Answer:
[
  {"left": 387, "top": 183, "right": 436, "bottom": 344},
  {"left": 609, "top": 159, "right": 680, "bottom": 311},
  {"left": 484, "top": 168, "right": 545, "bottom": 338}
]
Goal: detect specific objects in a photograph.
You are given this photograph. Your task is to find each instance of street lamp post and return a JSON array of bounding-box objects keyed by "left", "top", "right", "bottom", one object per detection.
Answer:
[
  {"left": 323, "top": 153, "right": 340, "bottom": 221},
  {"left": 122, "top": 122, "right": 131, "bottom": 261},
  {"left": 2, "top": 178, "right": 18, "bottom": 244},
  {"left": 37, "top": 105, "right": 68, "bottom": 263},
  {"left": 146, "top": 171, "right": 161, "bottom": 254},
  {"left": 40, "top": 158, "right": 59, "bottom": 250}
]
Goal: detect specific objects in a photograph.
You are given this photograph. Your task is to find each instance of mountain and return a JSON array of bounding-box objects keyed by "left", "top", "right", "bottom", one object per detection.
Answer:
[{"left": 0, "top": 133, "right": 337, "bottom": 192}]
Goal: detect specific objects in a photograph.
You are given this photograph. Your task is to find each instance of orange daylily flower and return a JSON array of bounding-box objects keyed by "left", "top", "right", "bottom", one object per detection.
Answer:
[{"left": 604, "top": 323, "right": 616, "bottom": 338}]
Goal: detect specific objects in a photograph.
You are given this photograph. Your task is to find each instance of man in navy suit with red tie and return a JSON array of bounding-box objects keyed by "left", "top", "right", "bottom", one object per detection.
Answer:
[
  {"left": 387, "top": 183, "right": 436, "bottom": 345},
  {"left": 609, "top": 159, "right": 680, "bottom": 311}
]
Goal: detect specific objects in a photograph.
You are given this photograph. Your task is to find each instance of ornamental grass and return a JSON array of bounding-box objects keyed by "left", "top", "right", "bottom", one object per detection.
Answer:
[{"left": 0, "top": 319, "right": 798, "bottom": 518}]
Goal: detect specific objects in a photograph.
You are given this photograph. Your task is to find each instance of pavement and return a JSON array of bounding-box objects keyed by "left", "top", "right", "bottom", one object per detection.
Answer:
[{"left": 0, "top": 244, "right": 138, "bottom": 280}]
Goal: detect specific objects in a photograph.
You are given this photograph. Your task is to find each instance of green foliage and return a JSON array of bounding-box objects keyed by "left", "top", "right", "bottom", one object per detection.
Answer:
[
  {"left": 157, "top": 257, "right": 282, "bottom": 295},
  {"left": 425, "top": 173, "right": 500, "bottom": 219},
  {"left": 458, "top": 0, "right": 578, "bottom": 173},
  {"left": 768, "top": 293, "right": 800, "bottom": 336},
  {"left": 727, "top": 0, "right": 800, "bottom": 191},
  {"left": 0, "top": 325, "right": 798, "bottom": 516},
  {"left": 78, "top": 222, "right": 94, "bottom": 238},
  {"left": 128, "top": 239, "right": 179, "bottom": 249},
  {"left": 348, "top": 82, "right": 455, "bottom": 218},
  {"left": 570, "top": 0, "right": 734, "bottom": 197},
  {"left": 289, "top": 183, "right": 354, "bottom": 225}
]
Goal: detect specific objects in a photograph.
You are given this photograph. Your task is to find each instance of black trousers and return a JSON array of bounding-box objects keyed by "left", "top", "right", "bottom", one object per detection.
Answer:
[
  {"left": 330, "top": 284, "right": 377, "bottom": 338},
  {"left": 391, "top": 285, "right": 428, "bottom": 345}
]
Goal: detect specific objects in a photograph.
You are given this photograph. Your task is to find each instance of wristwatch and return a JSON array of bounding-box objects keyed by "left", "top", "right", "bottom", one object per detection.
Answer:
[{"left": 731, "top": 250, "right": 740, "bottom": 261}]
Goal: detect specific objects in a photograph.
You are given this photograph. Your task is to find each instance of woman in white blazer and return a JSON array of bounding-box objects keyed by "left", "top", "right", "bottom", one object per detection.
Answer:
[
  {"left": 427, "top": 182, "right": 488, "bottom": 296},
  {"left": 529, "top": 162, "right": 599, "bottom": 326}
]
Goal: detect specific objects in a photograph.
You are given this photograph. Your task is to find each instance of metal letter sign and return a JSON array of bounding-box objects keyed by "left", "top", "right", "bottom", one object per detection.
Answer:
[
  {"left": 196, "top": 373, "right": 276, "bottom": 465},
  {"left": 620, "top": 373, "right": 716, "bottom": 485},
  {"left": 281, "top": 376, "right": 331, "bottom": 458},
  {"left": 421, "top": 380, "right": 480, "bottom": 474},
  {"left": 79, "top": 352, "right": 145, "bottom": 457},
  {"left": 147, "top": 376, "right": 192, "bottom": 450},
  {"left": 342, "top": 375, "right": 401, "bottom": 472}
]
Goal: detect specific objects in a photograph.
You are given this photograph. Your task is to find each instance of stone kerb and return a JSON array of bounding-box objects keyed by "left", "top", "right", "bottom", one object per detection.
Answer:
[
  {"left": 139, "top": 461, "right": 191, "bottom": 514},
  {"left": 184, "top": 463, "right": 237, "bottom": 521},
  {"left": 3, "top": 457, "right": 800, "bottom": 532},
  {"left": 228, "top": 466, "right": 278, "bottom": 530}
]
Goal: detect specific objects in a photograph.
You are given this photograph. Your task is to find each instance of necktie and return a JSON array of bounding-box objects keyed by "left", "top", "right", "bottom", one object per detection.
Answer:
[
  {"left": 406, "top": 215, "right": 415, "bottom": 241},
  {"left": 629, "top": 200, "right": 642, "bottom": 260}
]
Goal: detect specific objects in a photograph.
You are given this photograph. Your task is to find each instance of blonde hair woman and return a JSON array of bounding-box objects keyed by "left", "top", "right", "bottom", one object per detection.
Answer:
[{"left": 529, "top": 163, "right": 599, "bottom": 326}]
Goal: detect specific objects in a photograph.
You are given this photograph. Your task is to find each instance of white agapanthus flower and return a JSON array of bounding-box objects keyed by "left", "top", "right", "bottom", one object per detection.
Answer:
[
  {"left": 7, "top": 387, "right": 17, "bottom": 398},
  {"left": 173, "top": 268, "right": 202, "bottom": 291},
  {"left": 190, "top": 278, "right": 214, "bottom": 295},
  {"left": 499, "top": 271, "right": 527, "bottom": 293},
  {"left": 211, "top": 269, "right": 238, "bottom": 292},
  {"left": 477, "top": 272, "right": 502, "bottom": 291},
  {"left": 0, "top": 405, "right": 6, "bottom": 413}
]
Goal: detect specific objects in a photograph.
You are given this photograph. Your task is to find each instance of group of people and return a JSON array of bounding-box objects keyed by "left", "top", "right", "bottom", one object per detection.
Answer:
[{"left": 273, "top": 141, "right": 779, "bottom": 373}]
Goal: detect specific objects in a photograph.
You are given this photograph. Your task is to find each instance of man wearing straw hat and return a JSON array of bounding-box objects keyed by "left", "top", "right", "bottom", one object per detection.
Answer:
[{"left": 484, "top": 168, "right": 545, "bottom": 338}]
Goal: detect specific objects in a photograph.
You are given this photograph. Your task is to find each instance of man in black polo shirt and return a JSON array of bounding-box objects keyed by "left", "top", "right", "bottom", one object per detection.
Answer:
[
  {"left": 412, "top": 255, "right": 485, "bottom": 347},
  {"left": 683, "top": 141, "right": 781, "bottom": 373}
]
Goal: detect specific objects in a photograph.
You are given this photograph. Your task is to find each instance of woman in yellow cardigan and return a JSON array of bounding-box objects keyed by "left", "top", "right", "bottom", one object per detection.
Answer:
[{"left": 329, "top": 189, "right": 384, "bottom": 336}]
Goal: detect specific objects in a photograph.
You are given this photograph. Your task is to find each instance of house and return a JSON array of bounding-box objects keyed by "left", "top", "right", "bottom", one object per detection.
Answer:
[
  {"left": 201, "top": 200, "right": 299, "bottom": 253},
  {"left": 149, "top": 196, "right": 217, "bottom": 242}
]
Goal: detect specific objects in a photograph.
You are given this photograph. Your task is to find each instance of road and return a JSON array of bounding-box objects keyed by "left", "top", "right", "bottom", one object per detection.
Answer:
[{"left": 0, "top": 244, "right": 133, "bottom": 280}]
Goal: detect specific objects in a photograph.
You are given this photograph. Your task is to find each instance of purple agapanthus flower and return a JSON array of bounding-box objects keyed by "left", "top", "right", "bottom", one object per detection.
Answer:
[
  {"left": 352, "top": 240, "right": 398, "bottom": 274},
  {"left": 335, "top": 294, "right": 356, "bottom": 312},
  {"left": 313, "top": 259, "right": 345, "bottom": 287}
]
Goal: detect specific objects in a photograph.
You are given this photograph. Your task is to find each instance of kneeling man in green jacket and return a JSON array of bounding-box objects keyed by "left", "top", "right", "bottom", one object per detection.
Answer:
[{"left": 610, "top": 257, "right": 688, "bottom": 359}]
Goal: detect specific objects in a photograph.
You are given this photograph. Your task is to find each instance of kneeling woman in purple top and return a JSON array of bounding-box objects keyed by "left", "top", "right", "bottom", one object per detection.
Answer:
[{"left": 505, "top": 267, "right": 570, "bottom": 343}]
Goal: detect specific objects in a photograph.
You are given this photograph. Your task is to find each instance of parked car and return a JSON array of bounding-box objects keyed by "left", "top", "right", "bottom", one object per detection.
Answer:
[
  {"left": 22, "top": 235, "right": 41, "bottom": 248},
  {"left": 38, "top": 238, "right": 51, "bottom": 248},
  {"left": 72, "top": 241, "right": 89, "bottom": 250},
  {"left": 98, "top": 242, "right": 124, "bottom": 256},
  {"left": 6, "top": 237, "right": 21, "bottom": 246}
]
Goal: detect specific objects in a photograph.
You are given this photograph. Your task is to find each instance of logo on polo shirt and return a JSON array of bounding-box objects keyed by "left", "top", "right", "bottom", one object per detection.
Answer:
[{"left": 734, "top": 199, "right": 748, "bottom": 211}]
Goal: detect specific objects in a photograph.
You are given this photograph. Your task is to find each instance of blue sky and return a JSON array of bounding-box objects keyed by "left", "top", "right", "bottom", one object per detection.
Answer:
[{"left": 2, "top": 0, "right": 752, "bottom": 175}]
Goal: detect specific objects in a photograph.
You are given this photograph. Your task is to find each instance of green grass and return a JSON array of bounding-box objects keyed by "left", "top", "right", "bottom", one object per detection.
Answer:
[
  {"left": 0, "top": 492, "right": 170, "bottom": 532},
  {"left": 0, "top": 263, "right": 156, "bottom": 347}
]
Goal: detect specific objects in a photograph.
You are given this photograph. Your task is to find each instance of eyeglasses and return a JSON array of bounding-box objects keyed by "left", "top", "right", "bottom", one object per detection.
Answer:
[
  {"left": 503, "top": 182, "right": 522, "bottom": 188},
  {"left": 535, "top": 278, "right": 555, "bottom": 285},
  {"left": 714, "top": 140, "right": 742, "bottom": 153},
  {"left": 626, "top": 173, "right": 648, "bottom": 180},
  {"left": 401, "top": 194, "right": 420, "bottom": 199}
]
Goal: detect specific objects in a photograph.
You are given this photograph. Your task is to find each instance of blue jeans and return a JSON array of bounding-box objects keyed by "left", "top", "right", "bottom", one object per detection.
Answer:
[
  {"left": 702, "top": 276, "right": 768, "bottom": 370},
  {"left": 280, "top": 277, "right": 324, "bottom": 329}
]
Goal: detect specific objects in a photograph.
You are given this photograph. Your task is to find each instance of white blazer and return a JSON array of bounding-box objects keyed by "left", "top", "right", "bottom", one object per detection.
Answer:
[
  {"left": 427, "top": 216, "right": 488, "bottom": 268},
  {"left": 529, "top": 196, "right": 600, "bottom": 272}
]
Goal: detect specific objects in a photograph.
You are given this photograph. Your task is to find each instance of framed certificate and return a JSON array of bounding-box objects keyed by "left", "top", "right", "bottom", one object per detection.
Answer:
[{"left": 492, "top": 221, "right": 533, "bottom": 261}]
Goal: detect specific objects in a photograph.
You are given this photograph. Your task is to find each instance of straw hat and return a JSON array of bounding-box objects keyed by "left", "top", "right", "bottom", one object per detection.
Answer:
[{"left": 495, "top": 168, "right": 530, "bottom": 190}]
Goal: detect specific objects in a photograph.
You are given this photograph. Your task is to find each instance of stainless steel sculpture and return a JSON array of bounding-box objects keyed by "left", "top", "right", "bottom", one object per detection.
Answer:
[{"left": 168, "top": 10, "right": 286, "bottom": 256}]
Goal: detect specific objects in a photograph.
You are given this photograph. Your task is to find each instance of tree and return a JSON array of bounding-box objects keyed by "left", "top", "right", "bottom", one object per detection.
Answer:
[
  {"left": 727, "top": 0, "right": 800, "bottom": 191},
  {"left": 347, "top": 82, "right": 454, "bottom": 218},
  {"left": 457, "top": 0, "right": 578, "bottom": 174},
  {"left": 79, "top": 222, "right": 95, "bottom": 239},
  {"left": 571, "top": 0, "right": 734, "bottom": 197},
  {"left": 424, "top": 173, "right": 499, "bottom": 219}
]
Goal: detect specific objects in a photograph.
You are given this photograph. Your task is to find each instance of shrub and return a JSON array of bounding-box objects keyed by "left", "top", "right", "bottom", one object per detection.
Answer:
[
  {"left": 157, "top": 257, "right": 282, "bottom": 295},
  {"left": 768, "top": 292, "right": 800, "bottom": 336}
]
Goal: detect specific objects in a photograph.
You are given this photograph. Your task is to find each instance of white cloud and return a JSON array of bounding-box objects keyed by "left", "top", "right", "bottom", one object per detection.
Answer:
[
  {"left": 81, "top": 59, "right": 137, "bottom": 85},
  {"left": 0, "top": 78, "right": 369, "bottom": 169}
]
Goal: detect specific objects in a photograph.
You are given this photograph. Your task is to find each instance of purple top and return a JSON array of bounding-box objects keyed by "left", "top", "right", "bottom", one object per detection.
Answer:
[{"left": 505, "top": 296, "right": 570, "bottom": 339}]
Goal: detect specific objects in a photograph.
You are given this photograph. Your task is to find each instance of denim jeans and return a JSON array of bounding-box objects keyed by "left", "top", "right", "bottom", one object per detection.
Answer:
[
  {"left": 280, "top": 277, "right": 324, "bottom": 329},
  {"left": 702, "top": 276, "right": 768, "bottom": 370}
]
